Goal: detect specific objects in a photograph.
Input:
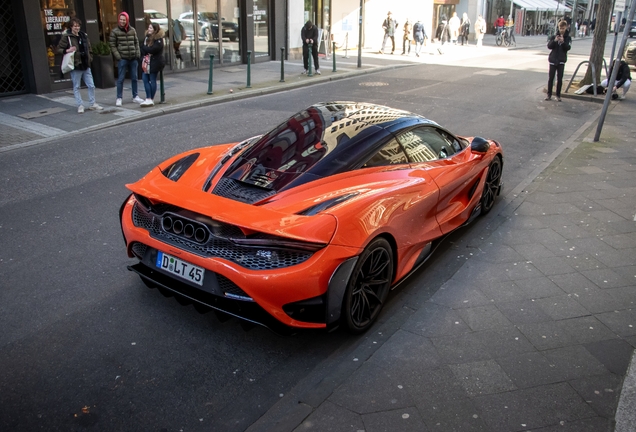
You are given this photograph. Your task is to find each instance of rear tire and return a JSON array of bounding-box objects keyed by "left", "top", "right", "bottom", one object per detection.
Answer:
[
  {"left": 480, "top": 157, "right": 502, "bottom": 215},
  {"left": 342, "top": 238, "right": 393, "bottom": 334}
]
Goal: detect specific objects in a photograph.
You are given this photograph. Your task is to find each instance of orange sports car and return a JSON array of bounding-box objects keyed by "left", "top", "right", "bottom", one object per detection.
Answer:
[{"left": 120, "top": 102, "right": 503, "bottom": 333}]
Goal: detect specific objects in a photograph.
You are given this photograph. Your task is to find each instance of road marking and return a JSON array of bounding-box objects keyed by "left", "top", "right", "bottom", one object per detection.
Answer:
[{"left": 0, "top": 112, "right": 66, "bottom": 137}]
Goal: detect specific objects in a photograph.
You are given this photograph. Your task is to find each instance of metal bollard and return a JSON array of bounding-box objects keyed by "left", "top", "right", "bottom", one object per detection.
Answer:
[
  {"left": 246, "top": 50, "right": 252, "bottom": 88},
  {"left": 332, "top": 42, "right": 337, "bottom": 72},
  {"left": 159, "top": 69, "right": 165, "bottom": 103},
  {"left": 280, "top": 47, "right": 285, "bottom": 82},
  {"left": 308, "top": 43, "right": 313, "bottom": 77},
  {"left": 207, "top": 54, "right": 215, "bottom": 94}
]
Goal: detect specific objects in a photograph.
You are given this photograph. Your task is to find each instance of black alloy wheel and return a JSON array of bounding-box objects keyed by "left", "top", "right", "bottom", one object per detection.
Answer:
[
  {"left": 343, "top": 238, "right": 394, "bottom": 333},
  {"left": 480, "top": 156, "right": 502, "bottom": 214}
]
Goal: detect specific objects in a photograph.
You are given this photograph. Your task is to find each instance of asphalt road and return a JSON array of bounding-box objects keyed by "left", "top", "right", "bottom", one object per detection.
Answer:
[{"left": 0, "top": 43, "right": 604, "bottom": 431}]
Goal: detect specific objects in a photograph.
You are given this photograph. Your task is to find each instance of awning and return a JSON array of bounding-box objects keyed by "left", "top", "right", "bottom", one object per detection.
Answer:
[{"left": 513, "top": 0, "right": 572, "bottom": 12}]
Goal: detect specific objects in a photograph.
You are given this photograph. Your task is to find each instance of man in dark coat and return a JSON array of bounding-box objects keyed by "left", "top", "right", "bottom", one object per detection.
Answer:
[
  {"left": 545, "top": 20, "right": 571, "bottom": 101},
  {"left": 379, "top": 11, "right": 398, "bottom": 54},
  {"left": 301, "top": 20, "right": 320, "bottom": 74},
  {"left": 601, "top": 59, "right": 632, "bottom": 100}
]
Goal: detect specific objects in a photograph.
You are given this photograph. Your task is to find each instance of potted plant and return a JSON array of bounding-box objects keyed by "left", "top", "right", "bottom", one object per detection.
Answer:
[{"left": 91, "top": 41, "right": 115, "bottom": 89}]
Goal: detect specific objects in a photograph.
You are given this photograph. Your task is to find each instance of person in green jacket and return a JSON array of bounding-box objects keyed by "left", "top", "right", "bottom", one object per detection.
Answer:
[{"left": 109, "top": 11, "right": 143, "bottom": 106}]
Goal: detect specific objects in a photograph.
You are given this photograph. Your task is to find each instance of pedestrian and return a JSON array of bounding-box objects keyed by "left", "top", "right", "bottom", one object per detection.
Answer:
[
  {"left": 449, "top": 12, "right": 460, "bottom": 44},
  {"left": 600, "top": 59, "right": 632, "bottom": 100},
  {"left": 545, "top": 20, "right": 571, "bottom": 102},
  {"left": 379, "top": 11, "right": 398, "bottom": 54},
  {"left": 171, "top": 18, "right": 186, "bottom": 65},
  {"left": 460, "top": 13, "right": 471, "bottom": 45},
  {"left": 140, "top": 23, "right": 165, "bottom": 107},
  {"left": 402, "top": 19, "right": 412, "bottom": 55},
  {"left": 591, "top": 17, "right": 597, "bottom": 34},
  {"left": 56, "top": 18, "right": 103, "bottom": 114},
  {"left": 435, "top": 15, "right": 451, "bottom": 54},
  {"left": 109, "top": 11, "right": 143, "bottom": 107},
  {"left": 301, "top": 20, "right": 320, "bottom": 74},
  {"left": 495, "top": 15, "right": 505, "bottom": 35},
  {"left": 412, "top": 19, "right": 427, "bottom": 57},
  {"left": 475, "top": 14, "right": 486, "bottom": 48}
]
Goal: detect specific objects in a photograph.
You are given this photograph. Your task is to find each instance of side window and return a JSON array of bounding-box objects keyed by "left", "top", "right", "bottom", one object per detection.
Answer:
[
  {"left": 363, "top": 138, "right": 408, "bottom": 168},
  {"left": 438, "top": 129, "right": 464, "bottom": 153},
  {"left": 398, "top": 127, "right": 458, "bottom": 162}
]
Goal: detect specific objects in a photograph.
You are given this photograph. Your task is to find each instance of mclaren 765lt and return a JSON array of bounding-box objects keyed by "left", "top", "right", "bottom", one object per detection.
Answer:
[{"left": 120, "top": 102, "right": 503, "bottom": 333}]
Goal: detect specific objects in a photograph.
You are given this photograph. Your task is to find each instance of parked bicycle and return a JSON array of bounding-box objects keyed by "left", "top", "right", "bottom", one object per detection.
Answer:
[{"left": 496, "top": 26, "right": 516, "bottom": 46}]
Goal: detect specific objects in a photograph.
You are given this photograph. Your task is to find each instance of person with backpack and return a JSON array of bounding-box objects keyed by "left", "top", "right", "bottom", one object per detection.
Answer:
[
  {"left": 56, "top": 18, "right": 103, "bottom": 114},
  {"left": 412, "top": 20, "right": 427, "bottom": 57}
]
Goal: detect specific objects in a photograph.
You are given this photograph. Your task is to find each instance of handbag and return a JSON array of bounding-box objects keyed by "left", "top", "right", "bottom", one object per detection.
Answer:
[
  {"left": 142, "top": 54, "right": 151, "bottom": 73},
  {"left": 60, "top": 37, "right": 74, "bottom": 74}
]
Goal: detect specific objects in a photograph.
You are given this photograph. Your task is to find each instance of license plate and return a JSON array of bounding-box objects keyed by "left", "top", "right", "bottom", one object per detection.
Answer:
[{"left": 156, "top": 251, "right": 204, "bottom": 286}]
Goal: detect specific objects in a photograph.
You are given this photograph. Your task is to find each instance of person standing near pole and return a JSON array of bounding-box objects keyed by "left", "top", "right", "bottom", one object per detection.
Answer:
[
  {"left": 545, "top": 20, "right": 571, "bottom": 101},
  {"left": 379, "top": 11, "right": 398, "bottom": 54},
  {"left": 110, "top": 11, "right": 143, "bottom": 107},
  {"left": 301, "top": 20, "right": 320, "bottom": 74}
]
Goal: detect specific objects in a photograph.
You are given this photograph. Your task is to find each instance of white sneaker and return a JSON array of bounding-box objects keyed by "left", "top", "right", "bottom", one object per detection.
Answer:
[
  {"left": 316, "top": 69, "right": 321, "bottom": 75},
  {"left": 133, "top": 96, "right": 145, "bottom": 104},
  {"left": 140, "top": 99, "right": 154, "bottom": 107},
  {"left": 77, "top": 105, "right": 84, "bottom": 114},
  {"left": 115, "top": 98, "right": 122, "bottom": 107},
  {"left": 89, "top": 103, "right": 103, "bottom": 111},
  {"left": 302, "top": 69, "right": 307, "bottom": 75},
  {"left": 619, "top": 94, "right": 626, "bottom": 100}
]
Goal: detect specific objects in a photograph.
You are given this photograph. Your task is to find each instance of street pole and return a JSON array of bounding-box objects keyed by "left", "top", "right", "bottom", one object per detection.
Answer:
[
  {"left": 594, "top": 0, "right": 636, "bottom": 141},
  {"left": 357, "top": 0, "right": 363, "bottom": 68}
]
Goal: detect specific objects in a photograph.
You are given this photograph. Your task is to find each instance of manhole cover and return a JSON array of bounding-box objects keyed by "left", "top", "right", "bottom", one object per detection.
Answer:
[{"left": 359, "top": 82, "right": 389, "bottom": 87}]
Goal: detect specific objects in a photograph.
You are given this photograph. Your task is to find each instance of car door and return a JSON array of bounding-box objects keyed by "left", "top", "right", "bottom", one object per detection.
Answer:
[{"left": 396, "top": 126, "right": 485, "bottom": 234}]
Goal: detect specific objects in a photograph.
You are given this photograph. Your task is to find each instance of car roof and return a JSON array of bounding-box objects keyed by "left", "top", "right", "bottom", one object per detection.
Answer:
[{"left": 218, "top": 102, "right": 436, "bottom": 194}]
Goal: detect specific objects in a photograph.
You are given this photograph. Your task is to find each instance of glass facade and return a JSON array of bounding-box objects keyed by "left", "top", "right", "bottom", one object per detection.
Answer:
[{"left": 40, "top": 0, "right": 77, "bottom": 85}]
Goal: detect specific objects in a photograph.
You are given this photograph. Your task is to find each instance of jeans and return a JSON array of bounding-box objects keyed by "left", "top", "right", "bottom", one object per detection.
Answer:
[
  {"left": 601, "top": 78, "right": 631, "bottom": 95},
  {"left": 381, "top": 34, "right": 395, "bottom": 53},
  {"left": 116, "top": 58, "right": 139, "bottom": 99},
  {"left": 547, "top": 63, "right": 565, "bottom": 98},
  {"left": 142, "top": 72, "right": 158, "bottom": 99},
  {"left": 70, "top": 68, "right": 96, "bottom": 107}
]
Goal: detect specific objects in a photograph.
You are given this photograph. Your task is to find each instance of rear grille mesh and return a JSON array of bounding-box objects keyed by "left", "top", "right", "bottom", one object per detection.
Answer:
[
  {"left": 132, "top": 202, "right": 313, "bottom": 270},
  {"left": 212, "top": 178, "right": 276, "bottom": 204},
  {"left": 131, "top": 242, "right": 148, "bottom": 259}
]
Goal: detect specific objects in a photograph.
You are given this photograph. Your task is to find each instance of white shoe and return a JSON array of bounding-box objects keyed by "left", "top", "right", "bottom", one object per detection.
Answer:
[
  {"left": 115, "top": 98, "right": 122, "bottom": 107},
  {"left": 133, "top": 96, "right": 145, "bottom": 104},
  {"left": 77, "top": 105, "right": 84, "bottom": 114},
  {"left": 316, "top": 69, "right": 321, "bottom": 75},
  {"left": 302, "top": 69, "right": 307, "bottom": 75},
  {"left": 140, "top": 99, "right": 154, "bottom": 107},
  {"left": 89, "top": 103, "right": 103, "bottom": 111},
  {"left": 619, "top": 95, "right": 626, "bottom": 100}
]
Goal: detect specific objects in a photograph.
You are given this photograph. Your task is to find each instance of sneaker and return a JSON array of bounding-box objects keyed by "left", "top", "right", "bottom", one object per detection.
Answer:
[
  {"left": 140, "top": 99, "right": 154, "bottom": 107},
  {"left": 556, "top": 97, "right": 562, "bottom": 102},
  {"left": 89, "top": 103, "right": 103, "bottom": 111},
  {"left": 77, "top": 105, "right": 84, "bottom": 114},
  {"left": 544, "top": 96, "right": 552, "bottom": 101},
  {"left": 133, "top": 96, "right": 145, "bottom": 104},
  {"left": 619, "top": 94, "right": 626, "bottom": 100},
  {"left": 315, "top": 69, "right": 321, "bottom": 75},
  {"left": 302, "top": 69, "right": 307, "bottom": 75},
  {"left": 115, "top": 98, "right": 122, "bottom": 107}
]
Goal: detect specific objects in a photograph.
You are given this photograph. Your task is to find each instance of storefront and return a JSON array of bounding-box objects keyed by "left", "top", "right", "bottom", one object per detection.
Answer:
[{"left": 3, "top": 0, "right": 283, "bottom": 96}]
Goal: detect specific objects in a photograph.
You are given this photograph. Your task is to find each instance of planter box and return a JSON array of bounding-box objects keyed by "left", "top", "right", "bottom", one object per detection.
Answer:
[{"left": 91, "top": 55, "right": 115, "bottom": 89}]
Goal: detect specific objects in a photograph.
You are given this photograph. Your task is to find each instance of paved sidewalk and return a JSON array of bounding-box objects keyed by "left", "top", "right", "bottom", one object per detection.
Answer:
[
  {"left": 245, "top": 101, "right": 636, "bottom": 432},
  {"left": 0, "top": 33, "right": 572, "bottom": 152}
]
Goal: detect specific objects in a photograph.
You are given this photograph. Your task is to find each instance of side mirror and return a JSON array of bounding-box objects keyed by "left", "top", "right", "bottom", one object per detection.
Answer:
[{"left": 470, "top": 137, "right": 490, "bottom": 154}]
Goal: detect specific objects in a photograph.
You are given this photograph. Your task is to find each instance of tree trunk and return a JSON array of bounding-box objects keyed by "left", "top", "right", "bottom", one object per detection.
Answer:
[{"left": 580, "top": 0, "right": 612, "bottom": 85}]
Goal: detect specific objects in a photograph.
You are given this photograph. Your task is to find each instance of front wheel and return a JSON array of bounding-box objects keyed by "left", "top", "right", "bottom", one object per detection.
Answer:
[
  {"left": 480, "top": 157, "right": 502, "bottom": 215},
  {"left": 342, "top": 238, "right": 394, "bottom": 334},
  {"left": 503, "top": 35, "right": 510, "bottom": 46},
  {"left": 495, "top": 34, "right": 503, "bottom": 46}
]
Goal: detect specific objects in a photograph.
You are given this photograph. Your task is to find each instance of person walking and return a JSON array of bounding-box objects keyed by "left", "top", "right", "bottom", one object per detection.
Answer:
[
  {"left": 601, "top": 59, "right": 632, "bottom": 100},
  {"left": 495, "top": 15, "right": 505, "bottom": 35},
  {"left": 140, "top": 23, "right": 165, "bottom": 107},
  {"left": 379, "top": 11, "right": 398, "bottom": 54},
  {"left": 109, "top": 11, "right": 143, "bottom": 107},
  {"left": 459, "top": 13, "right": 471, "bottom": 45},
  {"left": 545, "top": 20, "right": 571, "bottom": 102},
  {"left": 475, "top": 14, "right": 486, "bottom": 48},
  {"left": 301, "top": 20, "right": 320, "bottom": 74},
  {"left": 436, "top": 15, "right": 451, "bottom": 54},
  {"left": 412, "top": 19, "right": 427, "bottom": 57},
  {"left": 449, "top": 12, "right": 461, "bottom": 44},
  {"left": 56, "top": 18, "right": 103, "bottom": 114},
  {"left": 402, "top": 19, "right": 413, "bottom": 55},
  {"left": 171, "top": 18, "right": 186, "bottom": 66}
]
